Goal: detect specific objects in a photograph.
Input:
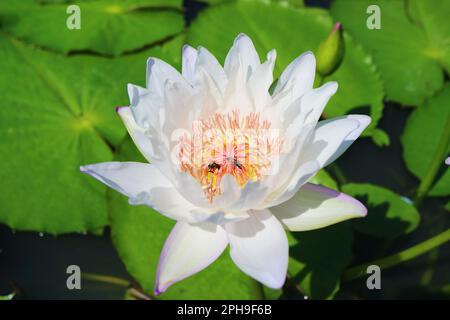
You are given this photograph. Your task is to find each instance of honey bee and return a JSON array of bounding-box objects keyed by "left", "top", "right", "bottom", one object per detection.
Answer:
[{"left": 208, "top": 162, "right": 221, "bottom": 173}]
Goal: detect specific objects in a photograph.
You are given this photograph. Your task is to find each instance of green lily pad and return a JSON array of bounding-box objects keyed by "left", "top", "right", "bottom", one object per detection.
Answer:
[
  {"left": 330, "top": 0, "right": 448, "bottom": 106},
  {"left": 109, "top": 137, "right": 255, "bottom": 299},
  {"left": 186, "top": 0, "right": 385, "bottom": 144},
  {"left": 0, "top": 0, "right": 184, "bottom": 56},
  {"left": 199, "top": 0, "right": 304, "bottom": 6},
  {"left": 342, "top": 183, "right": 420, "bottom": 238},
  {"left": 406, "top": 0, "right": 450, "bottom": 73},
  {"left": 401, "top": 84, "right": 450, "bottom": 197},
  {"left": 288, "top": 222, "right": 354, "bottom": 299},
  {"left": 0, "top": 34, "right": 181, "bottom": 234},
  {"left": 310, "top": 169, "right": 338, "bottom": 190}
]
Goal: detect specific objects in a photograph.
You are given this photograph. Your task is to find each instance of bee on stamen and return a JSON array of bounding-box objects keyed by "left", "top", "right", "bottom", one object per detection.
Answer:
[{"left": 208, "top": 162, "right": 221, "bottom": 173}]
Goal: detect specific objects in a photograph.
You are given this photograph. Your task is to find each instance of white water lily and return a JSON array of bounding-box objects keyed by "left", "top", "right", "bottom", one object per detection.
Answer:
[{"left": 81, "top": 34, "right": 370, "bottom": 294}]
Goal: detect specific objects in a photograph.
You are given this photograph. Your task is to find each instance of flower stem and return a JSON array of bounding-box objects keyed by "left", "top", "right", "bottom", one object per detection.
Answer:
[
  {"left": 414, "top": 116, "right": 450, "bottom": 206},
  {"left": 419, "top": 248, "right": 439, "bottom": 286},
  {"left": 286, "top": 271, "right": 306, "bottom": 296},
  {"left": 82, "top": 273, "right": 130, "bottom": 287},
  {"left": 342, "top": 228, "right": 450, "bottom": 281},
  {"left": 328, "top": 163, "right": 348, "bottom": 185},
  {"left": 250, "top": 279, "right": 266, "bottom": 300},
  {"left": 125, "top": 287, "right": 152, "bottom": 300},
  {"left": 316, "top": 74, "right": 324, "bottom": 86}
]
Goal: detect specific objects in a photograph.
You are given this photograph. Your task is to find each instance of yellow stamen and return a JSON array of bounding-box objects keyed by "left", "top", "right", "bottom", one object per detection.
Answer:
[{"left": 179, "top": 110, "right": 283, "bottom": 202}]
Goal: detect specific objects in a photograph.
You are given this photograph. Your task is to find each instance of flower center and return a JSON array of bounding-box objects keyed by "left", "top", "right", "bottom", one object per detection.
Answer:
[{"left": 178, "top": 110, "right": 283, "bottom": 202}]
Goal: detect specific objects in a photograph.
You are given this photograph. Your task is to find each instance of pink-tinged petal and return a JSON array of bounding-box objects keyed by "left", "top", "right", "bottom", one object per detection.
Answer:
[
  {"left": 154, "top": 222, "right": 228, "bottom": 295},
  {"left": 80, "top": 162, "right": 198, "bottom": 222},
  {"left": 270, "top": 183, "right": 367, "bottom": 232},
  {"left": 445, "top": 157, "right": 450, "bottom": 165},
  {"left": 302, "top": 115, "right": 371, "bottom": 168},
  {"left": 225, "top": 209, "right": 288, "bottom": 289}
]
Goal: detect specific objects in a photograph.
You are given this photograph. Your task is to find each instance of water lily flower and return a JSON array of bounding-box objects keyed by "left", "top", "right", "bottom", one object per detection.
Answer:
[{"left": 80, "top": 34, "right": 370, "bottom": 294}]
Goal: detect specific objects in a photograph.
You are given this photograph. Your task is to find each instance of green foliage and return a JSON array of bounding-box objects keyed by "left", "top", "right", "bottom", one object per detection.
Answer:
[
  {"left": 310, "top": 169, "right": 338, "bottom": 190},
  {"left": 0, "top": 0, "right": 184, "bottom": 56},
  {"left": 401, "top": 84, "right": 450, "bottom": 197},
  {"left": 288, "top": 223, "right": 353, "bottom": 299},
  {"left": 0, "top": 34, "right": 114, "bottom": 234},
  {"left": 331, "top": 0, "right": 449, "bottom": 106},
  {"left": 199, "top": 0, "right": 304, "bottom": 6},
  {"left": 0, "top": 33, "right": 181, "bottom": 234},
  {"left": 342, "top": 184, "right": 420, "bottom": 238},
  {"left": 445, "top": 201, "right": 450, "bottom": 212}
]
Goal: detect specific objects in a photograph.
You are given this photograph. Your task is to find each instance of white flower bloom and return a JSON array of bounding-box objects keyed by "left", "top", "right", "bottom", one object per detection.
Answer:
[{"left": 81, "top": 34, "right": 370, "bottom": 294}]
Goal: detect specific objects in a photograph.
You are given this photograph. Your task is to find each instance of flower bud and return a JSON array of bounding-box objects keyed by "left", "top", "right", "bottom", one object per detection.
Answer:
[{"left": 316, "top": 22, "right": 345, "bottom": 77}]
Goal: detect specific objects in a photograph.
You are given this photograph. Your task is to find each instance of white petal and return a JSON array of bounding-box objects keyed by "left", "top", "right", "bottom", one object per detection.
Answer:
[
  {"left": 271, "top": 183, "right": 367, "bottom": 231},
  {"left": 249, "top": 49, "right": 277, "bottom": 111},
  {"left": 127, "top": 84, "right": 161, "bottom": 130},
  {"left": 116, "top": 106, "right": 157, "bottom": 162},
  {"left": 263, "top": 160, "right": 321, "bottom": 208},
  {"left": 258, "top": 124, "right": 316, "bottom": 206},
  {"left": 118, "top": 106, "right": 173, "bottom": 178},
  {"left": 146, "top": 57, "right": 185, "bottom": 97},
  {"left": 182, "top": 45, "right": 198, "bottom": 85},
  {"left": 225, "top": 209, "right": 288, "bottom": 289},
  {"left": 173, "top": 173, "right": 264, "bottom": 212},
  {"left": 302, "top": 81, "right": 338, "bottom": 125},
  {"left": 273, "top": 51, "right": 316, "bottom": 100},
  {"left": 190, "top": 209, "right": 250, "bottom": 225},
  {"left": 224, "top": 33, "right": 260, "bottom": 79},
  {"left": 227, "top": 181, "right": 271, "bottom": 212},
  {"left": 173, "top": 171, "right": 268, "bottom": 213},
  {"left": 172, "top": 171, "right": 215, "bottom": 209},
  {"left": 196, "top": 46, "right": 227, "bottom": 93},
  {"left": 281, "top": 82, "right": 338, "bottom": 144},
  {"left": 155, "top": 222, "right": 228, "bottom": 294},
  {"left": 80, "top": 162, "right": 197, "bottom": 222},
  {"left": 161, "top": 79, "right": 197, "bottom": 133},
  {"left": 345, "top": 114, "right": 372, "bottom": 140},
  {"left": 80, "top": 162, "right": 162, "bottom": 198},
  {"left": 303, "top": 115, "right": 371, "bottom": 168}
]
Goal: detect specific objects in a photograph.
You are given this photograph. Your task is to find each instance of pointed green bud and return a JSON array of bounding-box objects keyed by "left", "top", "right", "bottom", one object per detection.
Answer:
[{"left": 316, "top": 22, "right": 345, "bottom": 77}]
